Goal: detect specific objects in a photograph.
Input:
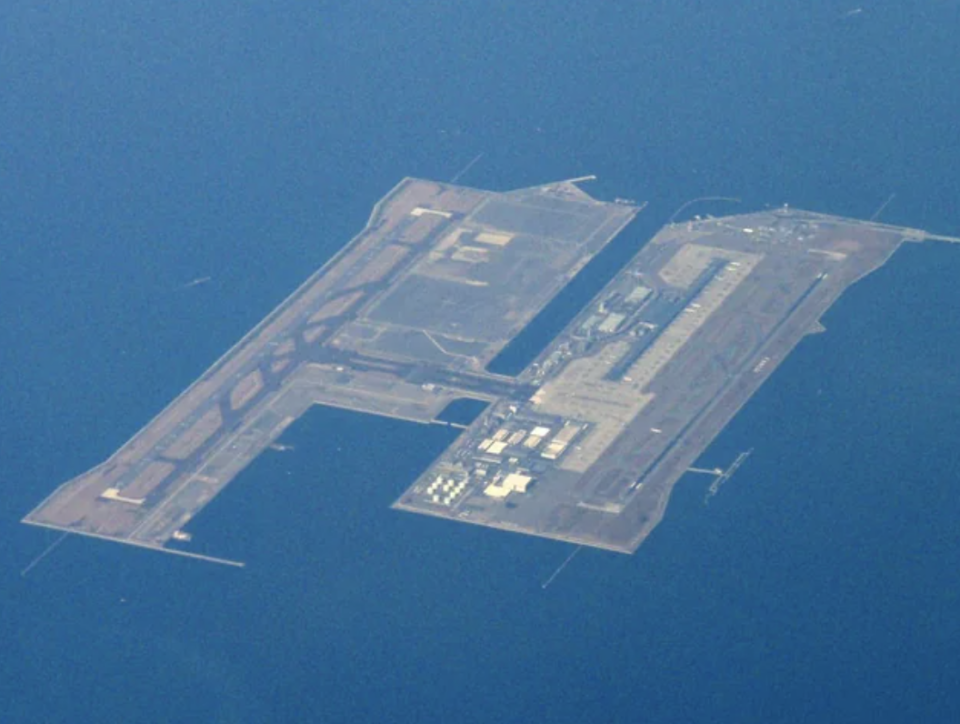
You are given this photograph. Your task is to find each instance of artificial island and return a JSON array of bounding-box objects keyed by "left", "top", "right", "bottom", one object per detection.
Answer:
[{"left": 22, "top": 177, "right": 960, "bottom": 565}]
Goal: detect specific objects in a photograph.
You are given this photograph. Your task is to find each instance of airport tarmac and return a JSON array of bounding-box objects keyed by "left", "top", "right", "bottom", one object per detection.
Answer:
[
  {"left": 22, "top": 177, "right": 960, "bottom": 563},
  {"left": 394, "top": 209, "right": 959, "bottom": 552},
  {"left": 22, "top": 177, "right": 638, "bottom": 563}
]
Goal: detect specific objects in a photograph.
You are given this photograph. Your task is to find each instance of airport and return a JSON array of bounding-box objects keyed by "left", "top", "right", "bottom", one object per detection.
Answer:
[
  {"left": 395, "top": 206, "right": 945, "bottom": 551},
  {"left": 21, "top": 177, "right": 960, "bottom": 563}
]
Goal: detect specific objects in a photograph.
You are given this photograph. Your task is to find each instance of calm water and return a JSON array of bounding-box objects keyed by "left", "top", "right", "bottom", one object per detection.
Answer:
[{"left": 2, "top": 2, "right": 959, "bottom": 722}]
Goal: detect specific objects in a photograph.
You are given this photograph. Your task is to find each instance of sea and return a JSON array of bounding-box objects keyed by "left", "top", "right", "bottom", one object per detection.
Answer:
[{"left": 2, "top": 2, "right": 959, "bottom": 722}]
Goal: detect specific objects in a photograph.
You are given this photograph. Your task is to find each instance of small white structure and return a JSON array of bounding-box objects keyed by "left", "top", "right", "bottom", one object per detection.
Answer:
[
  {"left": 100, "top": 487, "right": 144, "bottom": 506},
  {"left": 483, "top": 473, "right": 533, "bottom": 499}
]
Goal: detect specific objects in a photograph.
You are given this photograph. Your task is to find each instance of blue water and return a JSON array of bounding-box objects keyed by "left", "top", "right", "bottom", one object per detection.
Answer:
[{"left": 3, "top": 2, "right": 960, "bottom": 722}]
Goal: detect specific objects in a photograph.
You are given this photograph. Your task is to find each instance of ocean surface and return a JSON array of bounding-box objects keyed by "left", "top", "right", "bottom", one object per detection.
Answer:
[{"left": 2, "top": 2, "right": 959, "bottom": 722}]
